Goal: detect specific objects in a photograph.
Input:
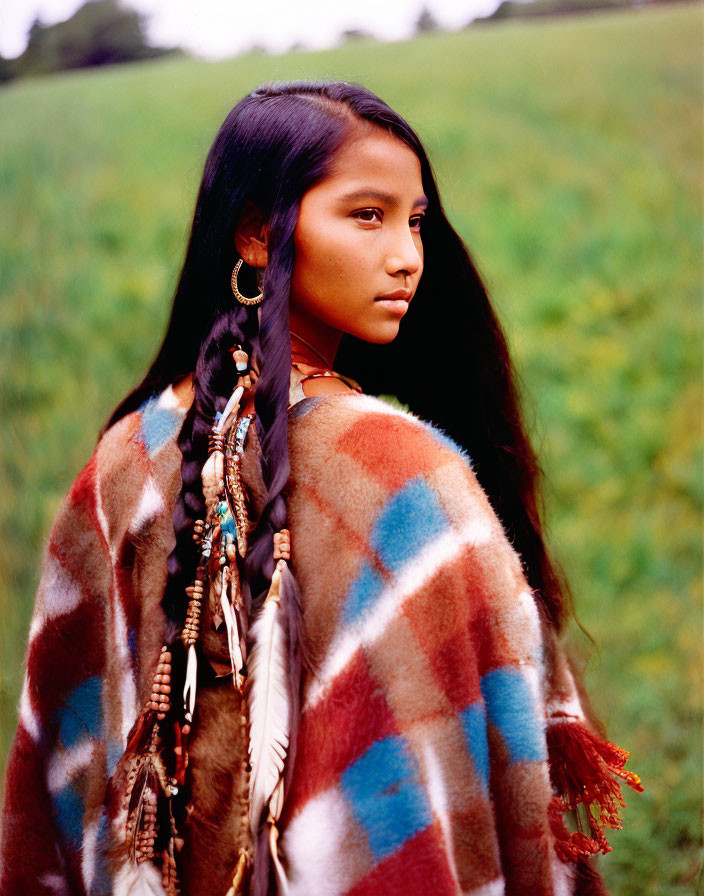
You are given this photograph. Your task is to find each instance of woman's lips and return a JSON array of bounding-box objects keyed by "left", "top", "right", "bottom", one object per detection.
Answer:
[
  {"left": 374, "top": 288, "right": 412, "bottom": 315},
  {"left": 376, "top": 288, "right": 412, "bottom": 301},
  {"left": 374, "top": 297, "right": 410, "bottom": 315}
]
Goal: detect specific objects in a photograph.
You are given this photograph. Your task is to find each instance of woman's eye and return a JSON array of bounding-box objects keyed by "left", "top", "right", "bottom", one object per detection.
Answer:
[
  {"left": 353, "top": 209, "right": 424, "bottom": 229},
  {"left": 354, "top": 209, "right": 381, "bottom": 223}
]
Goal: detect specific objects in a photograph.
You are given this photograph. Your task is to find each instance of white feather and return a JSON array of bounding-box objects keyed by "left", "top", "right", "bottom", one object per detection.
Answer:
[
  {"left": 183, "top": 643, "right": 198, "bottom": 722},
  {"left": 216, "top": 385, "right": 244, "bottom": 434},
  {"left": 112, "top": 858, "right": 167, "bottom": 896},
  {"left": 247, "top": 566, "right": 290, "bottom": 834},
  {"left": 201, "top": 450, "right": 223, "bottom": 508},
  {"left": 221, "top": 590, "right": 244, "bottom": 677},
  {"left": 236, "top": 599, "right": 248, "bottom": 648}
]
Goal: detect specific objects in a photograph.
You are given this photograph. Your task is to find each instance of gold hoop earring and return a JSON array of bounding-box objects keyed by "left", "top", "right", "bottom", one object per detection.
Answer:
[{"left": 231, "top": 258, "right": 263, "bottom": 306}]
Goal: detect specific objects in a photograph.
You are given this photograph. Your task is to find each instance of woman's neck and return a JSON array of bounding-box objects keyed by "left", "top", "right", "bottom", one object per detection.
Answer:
[{"left": 288, "top": 312, "right": 342, "bottom": 370}]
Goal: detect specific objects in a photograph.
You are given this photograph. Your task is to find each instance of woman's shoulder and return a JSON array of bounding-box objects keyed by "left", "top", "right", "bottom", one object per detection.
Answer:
[
  {"left": 54, "top": 379, "right": 193, "bottom": 547},
  {"left": 286, "top": 392, "right": 514, "bottom": 561},
  {"left": 288, "top": 391, "right": 469, "bottom": 466},
  {"left": 97, "top": 379, "right": 190, "bottom": 482}
]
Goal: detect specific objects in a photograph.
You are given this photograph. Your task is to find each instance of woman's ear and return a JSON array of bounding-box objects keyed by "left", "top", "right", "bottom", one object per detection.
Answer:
[{"left": 234, "top": 201, "right": 269, "bottom": 267}]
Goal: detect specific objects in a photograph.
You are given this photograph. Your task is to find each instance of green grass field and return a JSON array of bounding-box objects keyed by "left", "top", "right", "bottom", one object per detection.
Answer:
[{"left": 0, "top": 3, "right": 701, "bottom": 891}]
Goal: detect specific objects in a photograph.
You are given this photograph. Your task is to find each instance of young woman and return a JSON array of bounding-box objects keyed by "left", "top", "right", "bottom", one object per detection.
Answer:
[{"left": 1, "top": 80, "right": 641, "bottom": 896}]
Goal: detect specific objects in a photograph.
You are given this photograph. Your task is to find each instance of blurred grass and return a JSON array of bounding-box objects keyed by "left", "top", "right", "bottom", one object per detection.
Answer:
[{"left": 0, "top": 3, "right": 702, "bottom": 891}]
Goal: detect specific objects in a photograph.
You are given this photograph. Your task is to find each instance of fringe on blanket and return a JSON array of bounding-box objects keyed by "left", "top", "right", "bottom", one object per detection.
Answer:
[{"left": 547, "top": 719, "right": 643, "bottom": 863}]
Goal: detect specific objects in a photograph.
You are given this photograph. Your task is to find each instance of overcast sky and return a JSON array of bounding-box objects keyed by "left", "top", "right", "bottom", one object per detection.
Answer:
[{"left": 0, "top": 0, "right": 505, "bottom": 60}]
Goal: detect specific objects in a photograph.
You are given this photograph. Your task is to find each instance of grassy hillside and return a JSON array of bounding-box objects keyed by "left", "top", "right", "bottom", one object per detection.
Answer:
[{"left": 0, "top": 4, "right": 701, "bottom": 891}]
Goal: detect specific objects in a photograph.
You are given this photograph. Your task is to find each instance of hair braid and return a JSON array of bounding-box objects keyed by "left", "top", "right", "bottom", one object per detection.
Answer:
[
  {"left": 163, "top": 302, "right": 253, "bottom": 623},
  {"left": 163, "top": 240, "right": 306, "bottom": 895},
  {"left": 244, "top": 240, "right": 296, "bottom": 604}
]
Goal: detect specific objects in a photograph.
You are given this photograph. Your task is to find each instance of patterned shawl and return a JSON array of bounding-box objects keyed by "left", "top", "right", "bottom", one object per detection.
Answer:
[{"left": 0, "top": 380, "right": 641, "bottom": 895}]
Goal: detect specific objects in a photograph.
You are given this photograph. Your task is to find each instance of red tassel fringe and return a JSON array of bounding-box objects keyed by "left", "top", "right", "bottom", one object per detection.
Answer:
[{"left": 547, "top": 719, "right": 643, "bottom": 863}]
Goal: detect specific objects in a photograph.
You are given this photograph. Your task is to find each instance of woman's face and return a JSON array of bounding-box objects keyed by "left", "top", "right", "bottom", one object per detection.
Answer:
[{"left": 289, "top": 125, "right": 427, "bottom": 348}]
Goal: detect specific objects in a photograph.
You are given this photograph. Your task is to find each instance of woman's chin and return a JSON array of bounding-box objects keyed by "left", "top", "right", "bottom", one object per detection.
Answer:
[{"left": 356, "top": 323, "right": 401, "bottom": 345}]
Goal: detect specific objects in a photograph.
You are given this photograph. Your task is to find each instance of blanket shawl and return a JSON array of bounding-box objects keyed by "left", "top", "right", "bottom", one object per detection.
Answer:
[{"left": 0, "top": 378, "right": 641, "bottom": 895}]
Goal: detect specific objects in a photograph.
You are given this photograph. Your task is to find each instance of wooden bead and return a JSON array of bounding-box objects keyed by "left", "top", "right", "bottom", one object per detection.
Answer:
[{"left": 273, "top": 528, "right": 291, "bottom": 560}]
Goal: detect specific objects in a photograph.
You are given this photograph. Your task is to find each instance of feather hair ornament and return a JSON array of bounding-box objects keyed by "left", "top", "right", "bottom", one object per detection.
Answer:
[
  {"left": 108, "top": 348, "right": 258, "bottom": 896},
  {"left": 116, "top": 644, "right": 181, "bottom": 894},
  {"left": 247, "top": 526, "right": 305, "bottom": 896},
  {"left": 247, "top": 556, "right": 290, "bottom": 835},
  {"left": 112, "top": 855, "right": 168, "bottom": 896},
  {"left": 188, "top": 380, "right": 246, "bottom": 719},
  {"left": 221, "top": 413, "right": 254, "bottom": 692},
  {"left": 221, "top": 568, "right": 245, "bottom": 689},
  {"left": 124, "top": 346, "right": 302, "bottom": 894}
]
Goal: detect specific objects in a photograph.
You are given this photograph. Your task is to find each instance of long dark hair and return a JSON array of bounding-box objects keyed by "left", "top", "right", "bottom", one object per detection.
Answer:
[
  {"left": 103, "top": 78, "right": 573, "bottom": 635},
  {"left": 102, "top": 79, "right": 594, "bottom": 889}
]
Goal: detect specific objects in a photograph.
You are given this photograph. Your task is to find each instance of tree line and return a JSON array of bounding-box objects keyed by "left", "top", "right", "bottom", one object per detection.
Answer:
[
  {"left": 0, "top": 0, "right": 179, "bottom": 84},
  {"left": 1, "top": 0, "right": 671, "bottom": 85}
]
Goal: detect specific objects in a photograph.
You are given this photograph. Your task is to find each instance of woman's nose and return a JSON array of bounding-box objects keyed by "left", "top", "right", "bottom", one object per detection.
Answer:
[{"left": 385, "top": 228, "right": 423, "bottom": 277}]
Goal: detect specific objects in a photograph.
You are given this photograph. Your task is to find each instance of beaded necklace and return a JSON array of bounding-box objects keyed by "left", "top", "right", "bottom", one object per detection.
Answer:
[
  {"left": 289, "top": 330, "right": 363, "bottom": 396},
  {"left": 290, "top": 359, "right": 363, "bottom": 395}
]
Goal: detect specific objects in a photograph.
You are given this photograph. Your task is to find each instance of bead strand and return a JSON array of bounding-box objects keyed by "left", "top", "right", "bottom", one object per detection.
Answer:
[
  {"left": 192, "top": 518, "right": 206, "bottom": 546},
  {"left": 161, "top": 843, "right": 180, "bottom": 894},
  {"left": 273, "top": 529, "right": 291, "bottom": 561},
  {"left": 181, "top": 570, "right": 206, "bottom": 647},
  {"left": 208, "top": 430, "right": 226, "bottom": 454},
  {"left": 135, "top": 787, "right": 158, "bottom": 863},
  {"left": 149, "top": 646, "right": 173, "bottom": 720},
  {"left": 225, "top": 415, "right": 253, "bottom": 558}
]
